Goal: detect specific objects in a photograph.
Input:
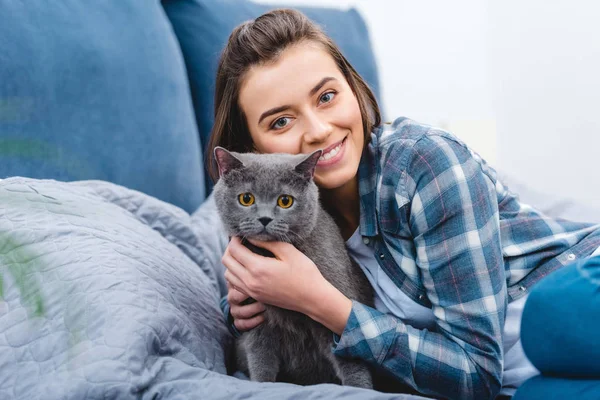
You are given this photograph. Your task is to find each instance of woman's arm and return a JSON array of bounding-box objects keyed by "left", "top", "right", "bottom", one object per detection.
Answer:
[
  {"left": 331, "top": 134, "right": 507, "bottom": 400},
  {"left": 302, "top": 278, "right": 353, "bottom": 335}
]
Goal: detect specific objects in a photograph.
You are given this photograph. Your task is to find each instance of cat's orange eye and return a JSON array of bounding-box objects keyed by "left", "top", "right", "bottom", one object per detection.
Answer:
[
  {"left": 277, "top": 195, "right": 294, "bottom": 209},
  {"left": 238, "top": 193, "right": 255, "bottom": 206}
]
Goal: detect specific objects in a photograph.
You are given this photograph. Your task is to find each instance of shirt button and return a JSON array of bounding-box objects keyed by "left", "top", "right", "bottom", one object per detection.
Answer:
[
  {"left": 362, "top": 237, "right": 370, "bottom": 245},
  {"left": 418, "top": 294, "right": 425, "bottom": 300},
  {"left": 379, "top": 253, "right": 385, "bottom": 260},
  {"left": 519, "top": 286, "right": 526, "bottom": 292},
  {"left": 567, "top": 253, "right": 576, "bottom": 261}
]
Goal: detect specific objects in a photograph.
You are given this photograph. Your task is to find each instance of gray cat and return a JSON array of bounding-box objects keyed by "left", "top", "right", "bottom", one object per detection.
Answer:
[{"left": 213, "top": 147, "right": 374, "bottom": 388}]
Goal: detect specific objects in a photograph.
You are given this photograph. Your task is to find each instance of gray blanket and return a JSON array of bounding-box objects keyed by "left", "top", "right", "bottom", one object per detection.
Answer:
[{"left": 0, "top": 177, "right": 425, "bottom": 400}]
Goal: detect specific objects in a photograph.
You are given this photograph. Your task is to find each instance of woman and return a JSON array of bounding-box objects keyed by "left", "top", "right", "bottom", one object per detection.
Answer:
[{"left": 207, "top": 9, "right": 600, "bottom": 400}]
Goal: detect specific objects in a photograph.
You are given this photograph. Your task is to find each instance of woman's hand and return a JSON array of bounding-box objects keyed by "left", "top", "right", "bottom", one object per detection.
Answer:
[
  {"left": 226, "top": 282, "right": 266, "bottom": 332},
  {"left": 222, "top": 236, "right": 325, "bottom": 313},
  {"left": 222, "top": 236, "right": 353, "bottom": 335}
]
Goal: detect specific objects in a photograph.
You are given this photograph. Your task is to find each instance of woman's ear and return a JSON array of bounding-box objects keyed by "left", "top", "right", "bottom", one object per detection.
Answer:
[{"left": 214, "top": 147, "right": 244, "bottom": 177}]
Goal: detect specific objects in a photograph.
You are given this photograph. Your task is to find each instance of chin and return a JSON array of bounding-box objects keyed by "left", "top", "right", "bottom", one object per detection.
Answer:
[{"left": 243, "top": 231, "right": 278, "bottom": 242}]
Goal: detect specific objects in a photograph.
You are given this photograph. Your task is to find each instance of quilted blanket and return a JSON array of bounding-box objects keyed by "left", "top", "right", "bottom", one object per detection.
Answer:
[{"left": 0, "top": 177, "right": 426, "bottom": 400}]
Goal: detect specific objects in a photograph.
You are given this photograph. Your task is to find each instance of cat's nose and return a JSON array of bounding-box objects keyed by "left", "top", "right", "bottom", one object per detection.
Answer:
[{"left": 258, "top": 217, "right": 273, "bottom": 226}]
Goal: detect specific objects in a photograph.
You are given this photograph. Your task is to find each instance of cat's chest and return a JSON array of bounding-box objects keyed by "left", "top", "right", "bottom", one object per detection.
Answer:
[
  {"left": 264, "top": 306, "right": 326, "bottom": 337},
  {"left": 265, "top": 306, "right": 310, "bottom": 326}
]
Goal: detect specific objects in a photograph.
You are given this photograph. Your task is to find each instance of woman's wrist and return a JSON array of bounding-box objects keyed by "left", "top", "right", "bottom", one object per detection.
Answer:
[{"left": 304, "top": 279, "right": 353, "bottom": 336}]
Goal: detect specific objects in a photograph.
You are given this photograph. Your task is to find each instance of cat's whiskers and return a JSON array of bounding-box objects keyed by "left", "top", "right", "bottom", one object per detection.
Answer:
[
  {"left": 273, "top": 225, "right": 305, "bottom": 245},
  {"left": 238, "top": 219, "right": 264, "bottom": 237}
]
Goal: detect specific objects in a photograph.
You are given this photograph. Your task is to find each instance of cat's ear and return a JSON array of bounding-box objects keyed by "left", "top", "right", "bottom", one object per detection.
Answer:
[
  {"left": 214, "top": 147, "right": 244, "bottom": 177},
  {"left": 294, "top": 150, "right": 322, "bottom": 180}
]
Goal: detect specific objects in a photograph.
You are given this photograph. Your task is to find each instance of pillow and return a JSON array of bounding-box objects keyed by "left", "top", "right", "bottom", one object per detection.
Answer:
[
  {"left": 162, "top": 0, "right": 382, "bottom": 193},
  {"left": 0, "top": 1, "right": 205, "bottom": 213}
]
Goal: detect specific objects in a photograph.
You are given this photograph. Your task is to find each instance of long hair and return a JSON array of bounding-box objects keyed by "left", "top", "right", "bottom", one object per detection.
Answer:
[{"left": 207, "top": 8, "right": 381, "bottom": 182}]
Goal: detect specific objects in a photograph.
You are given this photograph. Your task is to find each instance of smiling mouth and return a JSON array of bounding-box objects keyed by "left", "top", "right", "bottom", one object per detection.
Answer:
[{"left": 317, "top": 135, "right": 347, "bottom": 166}]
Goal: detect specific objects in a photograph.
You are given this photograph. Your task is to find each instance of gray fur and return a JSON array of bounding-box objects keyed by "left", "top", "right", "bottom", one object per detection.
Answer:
[{"left": 213, "top": 148, "right": 374, "bottom": 388}]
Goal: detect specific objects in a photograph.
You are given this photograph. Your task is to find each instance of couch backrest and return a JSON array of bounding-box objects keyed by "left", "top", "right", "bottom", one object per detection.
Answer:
[
  {"left": 0, "top": 1, "right": 205, "bottom": 213},
  {"left": 0, "top": 0, "right": 382, "bottom": 211}
]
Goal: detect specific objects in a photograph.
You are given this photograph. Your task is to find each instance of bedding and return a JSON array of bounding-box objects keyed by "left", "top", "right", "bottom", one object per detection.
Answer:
[{"left": 0, "top": 177, "right": 425, "bottom": 400}]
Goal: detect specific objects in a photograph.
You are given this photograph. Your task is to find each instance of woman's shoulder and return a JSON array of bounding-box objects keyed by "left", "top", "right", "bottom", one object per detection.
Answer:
[
  {"left": 371, "top": 116, "right": 471, "bottom": 163},
  {"left": 371, "top": 116, "right": 465, "bottom": 152},
  {"left": 370, "top": 116, "right": 499, "bottom": 186}
]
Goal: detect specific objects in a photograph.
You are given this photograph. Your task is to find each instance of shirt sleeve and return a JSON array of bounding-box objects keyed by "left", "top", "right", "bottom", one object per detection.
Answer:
[
  {"left": 220, "top": 295, "right": 242, "bottom": 338},
  {"left": 332, "top": 134, "right": 507, "bottom": 400}
]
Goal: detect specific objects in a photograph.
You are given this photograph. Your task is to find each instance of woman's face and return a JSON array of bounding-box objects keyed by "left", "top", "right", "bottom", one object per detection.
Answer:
[{"left": 238, "top": 41, "right": 364, "bottom": 190}]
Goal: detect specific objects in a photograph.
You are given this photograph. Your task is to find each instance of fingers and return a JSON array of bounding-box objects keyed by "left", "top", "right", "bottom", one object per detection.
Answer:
[
  {"left": 224, "top": 269, "right": 249, "bottom": 297},
  {"left": 229, "top": 236, "right": 276, "bottom": 267},
  {"left": 247, "top": 237, "right": 290, "bottom": 258},
  {"left": 234, "top": 312, "right": 265, "bottom": 332},
  {"left": 227, "top": 285, "right": 249, "bottom": 305},
  {"left": 222, "top": 246, "right": 251, "bottom": 285},
  {"left": 227, "top": 282, "right": 266, "bottom": 333},
  {"left": 230, "top": 301, "right": 266, "bottom": 320}
]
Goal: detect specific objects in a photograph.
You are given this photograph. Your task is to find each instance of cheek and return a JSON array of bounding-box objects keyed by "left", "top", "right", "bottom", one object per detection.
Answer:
[
  {"left": 251, "top": 130, "right": 302, "bottom": 154},
  {"left": 337, "top": 93, "right": 363, "bottom": 128},
  {"left": 339, "top": 96, "right": 364, "bottom": 153}
]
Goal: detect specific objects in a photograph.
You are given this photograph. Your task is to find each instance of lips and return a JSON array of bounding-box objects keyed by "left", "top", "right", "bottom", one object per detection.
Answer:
[
  {"left": 321, "top": 136, "right": 346, "bottom": 154},
  {"left": 316, "top": 135, "right": 347, "bottom": 167}
]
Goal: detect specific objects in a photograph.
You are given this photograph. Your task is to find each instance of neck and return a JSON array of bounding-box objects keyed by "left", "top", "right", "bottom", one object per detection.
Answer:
[{"left": 319, "top": 175, "right": 360, "bottom": 241}]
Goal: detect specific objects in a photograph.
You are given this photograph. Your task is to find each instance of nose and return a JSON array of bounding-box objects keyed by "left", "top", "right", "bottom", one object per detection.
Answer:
[
  {"left": 304, "top": 111, "right": 333, "bottom": 144},
  {"left": 258, "top": 217, "right": 273, "bottom": 226}
]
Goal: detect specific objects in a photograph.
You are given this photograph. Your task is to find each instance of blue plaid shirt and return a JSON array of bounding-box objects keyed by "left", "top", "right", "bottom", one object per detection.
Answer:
[
  {"left": 331, "top": 117, "right": 600, "bottom": 399},
  {"left": 221, "top": 117, "right": 600, "bottom": 399}
]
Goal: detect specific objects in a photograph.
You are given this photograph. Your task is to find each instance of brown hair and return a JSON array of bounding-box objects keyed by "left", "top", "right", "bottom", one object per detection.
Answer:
[{"left": 207, "top": 8, "right": 381, "bottom": 182}]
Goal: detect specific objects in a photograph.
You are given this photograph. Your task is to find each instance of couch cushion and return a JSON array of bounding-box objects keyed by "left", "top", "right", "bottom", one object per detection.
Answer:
[
  {"left": 0, "top": 1, "right": 205, "bottom": 213},
  {"left": 162, "top": 0, "right": 382, "bottom": 193}
]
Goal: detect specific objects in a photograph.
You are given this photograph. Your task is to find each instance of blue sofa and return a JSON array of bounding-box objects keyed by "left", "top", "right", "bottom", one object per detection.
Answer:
[{"left": 0, "top": 0, "right": 380, "bottom": 208}]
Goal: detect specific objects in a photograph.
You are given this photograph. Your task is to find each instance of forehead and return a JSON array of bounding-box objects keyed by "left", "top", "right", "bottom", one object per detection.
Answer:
[
  {"left": 226, "top": 166, "right": 302, "bottom": 193},
  {"left": 238, "top": 42, "right": 345, "bottom": 120}
]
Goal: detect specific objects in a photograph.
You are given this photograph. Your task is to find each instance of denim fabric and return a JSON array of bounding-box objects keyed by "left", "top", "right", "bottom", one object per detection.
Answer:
[
  {"left": 520, "top": 256, "right": 600, "bottom": 378},
  {"left": 0, "top": 1, "right": 205, "bottom": 213},
  {"left": 513, "top": 375, "right": 600, "bottom": 400}
]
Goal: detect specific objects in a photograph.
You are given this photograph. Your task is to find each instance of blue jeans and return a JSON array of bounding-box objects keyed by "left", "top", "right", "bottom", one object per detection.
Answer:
[{"left": 513, "top": 256, "right": 600, "bottom": 399}]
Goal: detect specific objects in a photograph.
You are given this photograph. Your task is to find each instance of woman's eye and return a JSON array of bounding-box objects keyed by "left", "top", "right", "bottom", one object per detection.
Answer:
[
  {"left": 319, "top": 91, "right": 336, "bottom": 105},
  {"left": 271, "top": 117, "right": 290, "bottom": 130}
]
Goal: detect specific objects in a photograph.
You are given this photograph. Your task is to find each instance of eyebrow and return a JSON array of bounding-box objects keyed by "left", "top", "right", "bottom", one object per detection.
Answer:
[
  {"left": 309, "top": 76, "right": 336, "bottom": 97},
  {"left": 257, "top": 76, "right": 337, "bottom": 125}
]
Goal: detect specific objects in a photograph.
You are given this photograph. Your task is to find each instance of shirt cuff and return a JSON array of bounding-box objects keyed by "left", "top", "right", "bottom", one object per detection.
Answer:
[
  {"left": 220, "top": 295, "right": 242, "bottom": 338},
  {"left": 331, "top": 300, "right": 398, "bottom": 365}
]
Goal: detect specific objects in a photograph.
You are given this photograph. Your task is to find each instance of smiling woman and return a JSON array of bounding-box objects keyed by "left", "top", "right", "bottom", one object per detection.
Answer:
[
  {"left": 239, "top": 42, "right": 365, "bottom": 192},
  {"left": 209, "top": 8, "right": 600, "bottom": 400}
]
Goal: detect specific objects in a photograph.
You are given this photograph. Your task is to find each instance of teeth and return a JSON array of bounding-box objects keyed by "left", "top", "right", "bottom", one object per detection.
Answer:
[{"left": 319, "top": 142, "right": 343, "bottom": 161}]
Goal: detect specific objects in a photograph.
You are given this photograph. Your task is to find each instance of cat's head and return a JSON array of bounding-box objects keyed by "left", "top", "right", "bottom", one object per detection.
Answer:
[{"left": 212, "top": 147, "right": 322, "bottom": 243}]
